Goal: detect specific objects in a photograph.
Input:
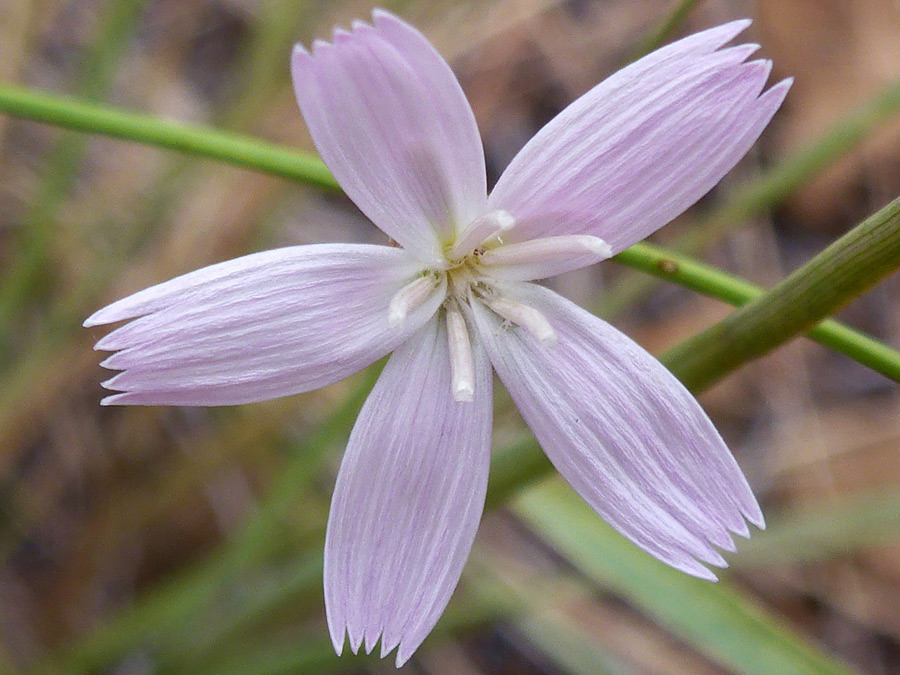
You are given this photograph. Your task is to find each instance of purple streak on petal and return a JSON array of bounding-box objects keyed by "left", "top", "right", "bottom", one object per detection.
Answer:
[
  {"left": 472, "top": 283, "right": 763, "bottom": 579},
  {"left": 86, "top": 244, "right": 444, "bottom": 406},
  {"left": 291, "top": 10, "right": 487, "bottom": 262},
  {"left": 488, "top": 22, "right": 791, "bottom": 254},
  {"left": 325, "top": 316, "right": 492, "bottom": 667}
]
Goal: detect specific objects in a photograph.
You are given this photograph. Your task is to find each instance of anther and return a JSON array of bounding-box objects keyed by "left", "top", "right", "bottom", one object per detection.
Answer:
[
  {"left": 445, "top": 304, "right": 475, "bottom": 402},
  {"left": 480, "top": 236, "right": 611, "bottom": 280},
  {"left": 388, "top": 275, "right": 437, "bottom": 327},
  {"left": 448, "top": 210, "right": 515, "bottom": 260},
  {"left": 487, "top": 296, "right": 557, "bottom": 346}
]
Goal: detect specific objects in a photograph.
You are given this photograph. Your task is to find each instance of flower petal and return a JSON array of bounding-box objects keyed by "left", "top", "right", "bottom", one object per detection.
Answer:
[
  {"left": 325, "top": 316, "right": 492, "bottom": 666},
  {"left": 86, "top": 244, "right": 445, "bottom": 406},
  {"left": 292, "top": 10, "right": 487, "bottom": 262},
  {"left": 471, "top": 283, "right": 762, "bottom": 580},
  {"left": 488, "top": 21, "right": 791, "bottom": 254}
]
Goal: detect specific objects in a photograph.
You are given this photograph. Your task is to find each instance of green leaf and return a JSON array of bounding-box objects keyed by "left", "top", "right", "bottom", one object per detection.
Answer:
[
  {"left": 735, "top": 487, "right": 900, "bottom": 568},
  {"left": 516, "top": 479, "right": 856, "bottom": 675}
]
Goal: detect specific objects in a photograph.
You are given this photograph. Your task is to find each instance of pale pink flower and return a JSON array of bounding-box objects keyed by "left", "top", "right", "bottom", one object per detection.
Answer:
[{"left": 85, "top": 10, "right": 790, "bottom": 666}]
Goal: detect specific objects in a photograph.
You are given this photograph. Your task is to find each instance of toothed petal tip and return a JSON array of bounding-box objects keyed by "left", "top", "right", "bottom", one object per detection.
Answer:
[
  {"left": 98, "top": 353, "right": 121, "bottom": 369},
  {"left": 311, "top": 38, "right": 331, "bottom": 56},
  {"left": 725, "top": 18, "right": 753, "bottom": 34},
  {"left": 83, "top": 306, "right": 126, "bottom": 327},
  {"left": 396, "top": 646, "right": 414, "bottom": 668},
  {"left": 328, "top": 625, "right": 346, "bottom": 657},
  {"left": 749, "top": 511, "right": 766, "bottom": 530},
  {"left": 718, "top": 533, "right": 738, "bottom": 553},
  {"left": 93, "top": 333, "right": 123, "bottom": 352},
  {"left": 371, "top": 7, "right": 398, "bottom": 24},
  {"left": 707, "top": 551, "right": 730, "bottom": 570},
  {"left": 681, "top": 559, "right": 719, "bottom": 582},
  {"left": 100, "top": 375, "right": 123, "bottom": 391}
]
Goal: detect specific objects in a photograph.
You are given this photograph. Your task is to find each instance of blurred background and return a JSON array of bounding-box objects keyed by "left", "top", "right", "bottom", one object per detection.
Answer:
[{"left": 1, "top": 0, "right": 900, "bottom": 673}]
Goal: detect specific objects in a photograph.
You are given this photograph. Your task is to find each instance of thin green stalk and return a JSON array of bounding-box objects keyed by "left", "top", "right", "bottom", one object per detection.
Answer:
[
  {"left": 664, "top": 196, "right": 900, "bottom": 391},
  {"left": 615, "top": 242, "right": 900, "bottom": 383},
  {"left": 0, "top": 83, "right": 337, "bottom": 189}
]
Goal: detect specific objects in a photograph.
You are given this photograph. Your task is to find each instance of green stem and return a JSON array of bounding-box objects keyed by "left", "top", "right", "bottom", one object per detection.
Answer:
[
  {"left": 663, "top": 196, "right": 900, "bottom": 391},
  {"left": 0, "top": 83, "right": 338, "bottom": 190},
  {"left": 614, "top": 242, "right": 900, "bottom": 383}
]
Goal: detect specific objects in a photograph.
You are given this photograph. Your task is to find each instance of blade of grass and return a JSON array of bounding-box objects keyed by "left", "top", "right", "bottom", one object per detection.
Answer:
[
  {"left": 516, "top": 479, "right": 855, "bottom": 675},
  {"left": 472, "top": 548, "right": 634, "bottom": 675},
  {"left": 734, "top": 486, "right": 900, "bottom": 568}
]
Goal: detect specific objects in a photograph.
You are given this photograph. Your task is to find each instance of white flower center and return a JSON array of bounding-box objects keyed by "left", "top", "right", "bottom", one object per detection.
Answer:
[{"left": 387, "top": 210, "right": 610, "bottom": 402}]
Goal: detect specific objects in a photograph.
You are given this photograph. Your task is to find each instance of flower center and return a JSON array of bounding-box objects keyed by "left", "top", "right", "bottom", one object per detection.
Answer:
[
  {"left": 387, "top": 210, "right": 610, "bottom": 402},
  {"left": 393, "top": 215, "right": 535, "bottom": 403}
]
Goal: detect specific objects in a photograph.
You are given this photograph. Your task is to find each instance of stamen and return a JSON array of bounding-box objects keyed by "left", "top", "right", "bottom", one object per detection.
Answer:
[
  {"left": 480, "top": 235, "right": 612, "bottom": 267},
  {"left": 388, "top": 275, "right": 437, "bottom": 327},
  {"left": 487, "top": 296, "right": 557, "bottom": 346},
  {"left": 445, "top": 304, "right": 475, "bottom": 402},
  {"left": 448, "top": 210, "right": 515, "bottom": 259}
]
